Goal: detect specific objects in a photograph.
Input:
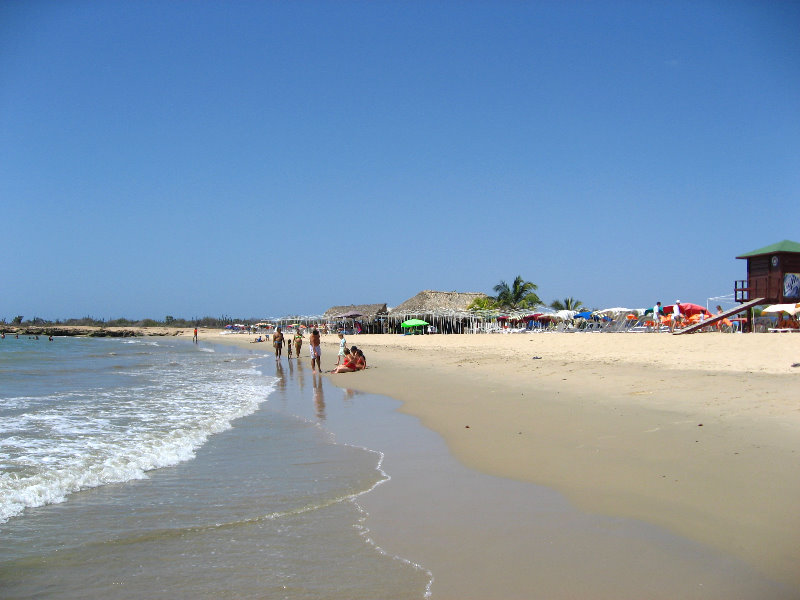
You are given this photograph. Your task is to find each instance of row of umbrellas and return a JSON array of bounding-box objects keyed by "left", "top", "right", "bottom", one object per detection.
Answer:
[{"left": 242, "top": 302, "right": 798, "bottom": 331}]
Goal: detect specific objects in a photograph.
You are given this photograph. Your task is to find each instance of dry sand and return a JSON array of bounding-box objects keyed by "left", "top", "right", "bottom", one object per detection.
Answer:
[{"left": 201, "top": 329, "right": 800, "bottom": 593}]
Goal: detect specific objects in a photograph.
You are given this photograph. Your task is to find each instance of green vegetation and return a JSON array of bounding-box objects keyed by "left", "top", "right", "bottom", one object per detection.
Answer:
[
  {"left": 468, "top": 275, "right": 543, "bottom": 311},
  {"left": 550, "top": 297, "right": 584, "bottom": 311},
  {"left": 492, "top": 276, "right": 541, "bottom": 310},
  {"left": 466, "top": 296, "right": 497, "bottom": 311}
]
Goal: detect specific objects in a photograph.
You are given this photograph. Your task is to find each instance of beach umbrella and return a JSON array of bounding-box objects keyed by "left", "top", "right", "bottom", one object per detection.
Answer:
[
  {"left": 401, "top": 319, "right": 429, "bottom": 328},
  {"left": 574, "top": 311, "right": 593, "bottom": 319},
  {"left": 677, "top": 303, "right": 710, "bottom": 316},
  {"left": 554, "top": 309, "right": 576, "bottom": 321},
  {"left": 762, "top": 303, "right": 800, "bottom": 316},
  {"left": 662, "top": 303, "right": 710, "bottom": 317},
  {"left": 593, "top": 307, "right": 634, "bottom": 317}
]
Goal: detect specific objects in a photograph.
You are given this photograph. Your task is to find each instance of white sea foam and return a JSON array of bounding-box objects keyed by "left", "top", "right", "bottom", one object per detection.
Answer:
[{"left": 0, "top": 341, "right": 277, "bottom": 524}]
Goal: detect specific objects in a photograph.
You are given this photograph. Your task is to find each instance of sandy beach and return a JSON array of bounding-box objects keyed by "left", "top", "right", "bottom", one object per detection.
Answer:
[{"left": 201, "top": 328, "right": 800, "bottom": 594}]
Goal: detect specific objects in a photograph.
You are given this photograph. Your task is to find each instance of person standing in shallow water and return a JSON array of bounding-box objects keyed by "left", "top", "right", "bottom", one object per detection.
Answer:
[
  {"left": 293, "top": 329, "right": 303, "bottom": 358},
  {"left": 193, "top": 328, "right": 198, "bottom": 344},
  {"left": 309, "top": 329, "right": 321, "bottom": 372},
  {"left": 273, "top": 327, "right": 285, "bottom": 361}
]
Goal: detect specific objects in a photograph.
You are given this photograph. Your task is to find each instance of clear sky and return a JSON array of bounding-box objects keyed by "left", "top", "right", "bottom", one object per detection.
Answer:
[{"left": 2, "top": 1, "right": 798, "bottom": 320}]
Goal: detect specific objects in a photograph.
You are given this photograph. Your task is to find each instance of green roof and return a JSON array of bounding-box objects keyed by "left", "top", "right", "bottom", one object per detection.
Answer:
[{"left": 737, "top": 240, "right": 800, "bottom": 259}]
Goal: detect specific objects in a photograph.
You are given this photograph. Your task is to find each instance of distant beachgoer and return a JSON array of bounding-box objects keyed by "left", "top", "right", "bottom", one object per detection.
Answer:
[
  {"left": 1, "top": 333, "right": 5, "bottom": 339},
  {"left": 48, "top": 336, "right": 53, "bottom": 341},
  {"left": 193, "top": 328, "right": 198, "bottom": 344},
  {"left": 336, "top": 332, "right": 347, "bottom": 366},
  {"left": 309, "top": 329, "right": 322, "bottom": 372},
  {"left": 713, "top": 305, "right": 725, "bottom": 331},
  {"left": 273, "top": 327, "right": 285, "bottom": 361},
  {"left": 287, "top": 336, "right": 293, "bottom": 358},
  {"left": 652, "top": 301, "right": 662, "bottom": 332},
  {"left": 294, "top": 330, "right": 303, "bottom": 357},
  {"left": 670, "top": 300, "right": 683, "bottom": 332}
]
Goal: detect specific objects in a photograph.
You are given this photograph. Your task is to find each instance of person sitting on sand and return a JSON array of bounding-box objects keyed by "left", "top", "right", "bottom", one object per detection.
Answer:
[
  {"left": 273, "top": 327, "right": 285, "bottom": 361},
  {"left": 332, "top": 346, "right": 358, "bottom": 373},
  {"left": 353, "top": 348, "right": 366, "bottom": 371}
]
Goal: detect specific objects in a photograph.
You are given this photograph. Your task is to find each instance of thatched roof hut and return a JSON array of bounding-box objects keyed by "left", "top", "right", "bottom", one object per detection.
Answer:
[
  {"left": 386, "top": 291, "right": 490, "bottom": 334},
  {"left": 390, "top": 290, "right": 487, "bottom": 315},
  {"left": 323, "top": 303, "right": 388, "bottom": 321}
]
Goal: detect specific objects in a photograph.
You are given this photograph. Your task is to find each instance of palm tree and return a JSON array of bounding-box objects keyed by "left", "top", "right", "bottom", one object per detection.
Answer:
[
  {"left": 493, "top": 276, "right": 541, "bottom": 309},
  {"left": 467, "top": 296, "right": 497, "bottom": 311},
  {"left": 550, "top": 297, "right": 584, "bottom": 311}
]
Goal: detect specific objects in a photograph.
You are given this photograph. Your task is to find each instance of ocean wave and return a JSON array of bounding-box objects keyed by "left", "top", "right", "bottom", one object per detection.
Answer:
[{"left": 0, "top": 353, "right": 278, "bottom": 524}]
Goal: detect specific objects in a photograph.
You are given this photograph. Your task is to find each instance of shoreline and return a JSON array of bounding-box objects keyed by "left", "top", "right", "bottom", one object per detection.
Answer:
[{"left": 203, "top": 330, "right": 800, "bottom": 589}]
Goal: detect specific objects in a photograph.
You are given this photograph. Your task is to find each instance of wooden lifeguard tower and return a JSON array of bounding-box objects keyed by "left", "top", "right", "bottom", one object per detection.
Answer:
[
  {"left": 735, "top": 240, "right": 800, "bottom": 305},
  {"left": 676, "top": 239, "right": 800, "bottom": 334}
]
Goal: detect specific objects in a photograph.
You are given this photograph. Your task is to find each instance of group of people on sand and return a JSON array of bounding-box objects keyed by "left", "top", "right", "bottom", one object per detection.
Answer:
[
  {"left": 652, "top": 302, "right": 730, "bottom": 333},
  {"left": 331, "top": 332, "right": 366, "bottom": 373},
  {"left": 252, "top": 327, "right": 366, "bottom": 374},
  {"left": 269, "top": 327, "right": 324, "bottom": 371},
  {"left": 652, "top": 300, "right": 686, "bottom": 333}
]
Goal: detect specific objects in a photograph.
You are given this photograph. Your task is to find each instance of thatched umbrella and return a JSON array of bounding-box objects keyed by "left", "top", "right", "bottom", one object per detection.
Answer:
[{"left": 389, "top": 291, "right": 490, "bottom": 334}]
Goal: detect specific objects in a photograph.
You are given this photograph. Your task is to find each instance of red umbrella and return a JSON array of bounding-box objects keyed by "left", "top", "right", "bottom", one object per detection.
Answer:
[{"left": 662, "top": 302, "right": 710, "bottom": 317}]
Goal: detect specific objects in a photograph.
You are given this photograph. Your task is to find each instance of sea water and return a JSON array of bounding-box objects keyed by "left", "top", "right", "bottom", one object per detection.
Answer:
[{"left": 0, "top": 336, "right": 430, "bottom": 599}]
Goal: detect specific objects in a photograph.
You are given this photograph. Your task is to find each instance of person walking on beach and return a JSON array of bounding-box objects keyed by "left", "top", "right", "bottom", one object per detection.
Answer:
[
  {"left": 273, "top": 327, "right": 285, "bottom": 361},
  {"left": 193, "top": 328, "right": 198, "bottom": 344},
  {"left": 309, "top": 328, "right": 321, "bottom": 372},
  {"left": 652, "top": 302, "right": 662, "bottom": 332},
  {"left": 670, "top": 300, "right": 683, "bottom": 333},
  {"left": 293, "top": 329, "right": 304, "bottom": 358}
]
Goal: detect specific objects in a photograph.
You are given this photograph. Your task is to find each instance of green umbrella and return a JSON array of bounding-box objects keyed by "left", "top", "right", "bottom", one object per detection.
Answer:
[{"left": 401, "top": 319, "right": 429, "bottom": 328}]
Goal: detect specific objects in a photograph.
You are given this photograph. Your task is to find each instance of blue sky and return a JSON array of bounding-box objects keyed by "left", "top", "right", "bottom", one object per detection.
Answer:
[{"left": 2, "top": 1, "right": 798, "bottom": 320}]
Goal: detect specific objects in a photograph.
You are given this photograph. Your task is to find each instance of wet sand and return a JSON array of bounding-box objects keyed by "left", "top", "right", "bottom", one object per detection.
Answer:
[{"left": 203, "top": 329, "right": 800, "bottom": 595}]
